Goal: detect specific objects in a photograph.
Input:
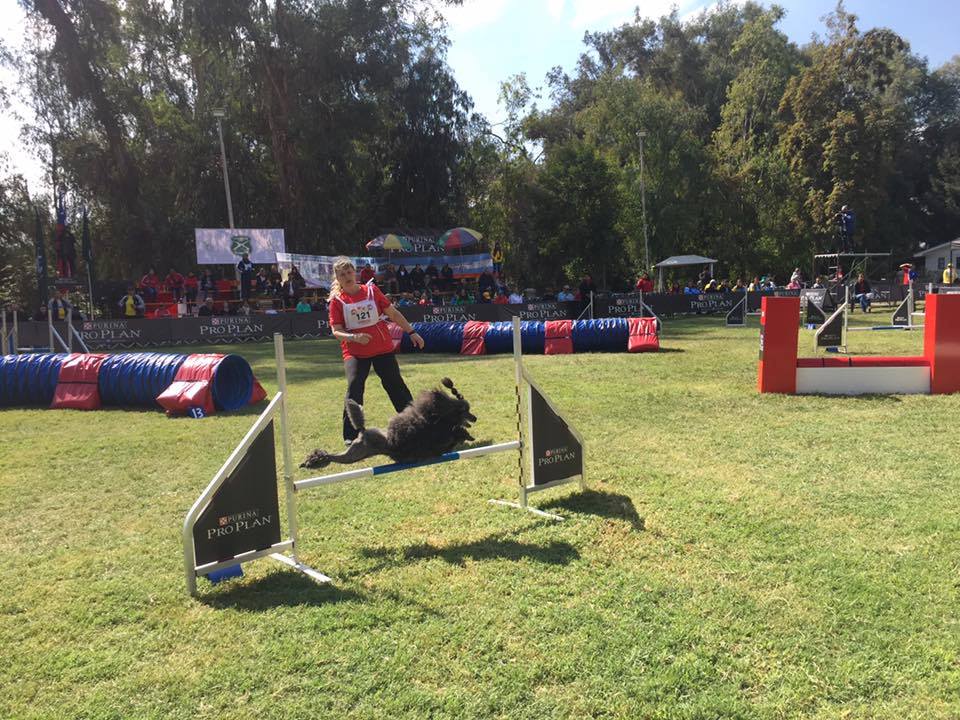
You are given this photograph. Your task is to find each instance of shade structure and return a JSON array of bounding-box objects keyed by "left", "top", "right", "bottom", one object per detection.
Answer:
[
  {"left": 439, "top": 227, "right": 482, "bottom": 251},
  {"left": 366, "top": 234, "right": 412, "bottom": 252}
]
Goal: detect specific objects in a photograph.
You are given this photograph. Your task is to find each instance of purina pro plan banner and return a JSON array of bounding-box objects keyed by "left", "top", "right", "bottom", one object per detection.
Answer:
[
  {"left": 192, "top": 420, "right": 281, "bottom": 566},
  {"left": 528, "top": 382, "right": 583, "bottom": 488}
]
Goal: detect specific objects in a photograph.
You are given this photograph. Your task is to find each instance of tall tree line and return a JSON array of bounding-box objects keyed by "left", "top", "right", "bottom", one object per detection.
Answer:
[{"left": 1, "top": 0, "right": 959, "bottom": 306}]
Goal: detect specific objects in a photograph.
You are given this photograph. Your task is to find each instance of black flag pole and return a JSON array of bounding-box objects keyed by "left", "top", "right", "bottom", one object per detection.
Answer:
[
  {"left": 34, "top": 207, "right": 48, "bottom": 309},
  {"left": 82, "top": 206, "right": 95, "bottom": 317}
]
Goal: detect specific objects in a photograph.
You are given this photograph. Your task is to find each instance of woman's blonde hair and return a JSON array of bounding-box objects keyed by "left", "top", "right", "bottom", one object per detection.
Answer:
[{"left": 329, "top": 256, "right": 355, "bottom": 297}]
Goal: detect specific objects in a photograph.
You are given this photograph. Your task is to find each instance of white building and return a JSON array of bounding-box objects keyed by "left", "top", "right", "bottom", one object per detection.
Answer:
[{"left": 915, "top": 239, "right": 960, "bottom": 278}]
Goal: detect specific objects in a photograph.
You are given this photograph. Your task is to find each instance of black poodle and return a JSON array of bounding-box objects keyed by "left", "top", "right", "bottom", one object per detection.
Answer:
[{"left": 300, "top": 378, "right": 476, "bottom": 469}]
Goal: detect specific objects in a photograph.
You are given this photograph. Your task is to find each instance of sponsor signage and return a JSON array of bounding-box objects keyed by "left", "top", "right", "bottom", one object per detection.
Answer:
[
  {"left": 726, "top": 294, "right": 746, "bottom": 326},
  {"left": 192, "top": 420, "right": 281, "bottom": 567},
  {"left": 528, "top": 382, "right": 583, "bottom": 488},
  {"left": 816, "top": 307, "right": 844, "bottom": 348}
]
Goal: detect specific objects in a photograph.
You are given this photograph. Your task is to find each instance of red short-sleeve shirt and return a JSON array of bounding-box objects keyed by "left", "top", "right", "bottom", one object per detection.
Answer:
[{"left": 329, "top": 282, "right": 394, "bottom": 359}]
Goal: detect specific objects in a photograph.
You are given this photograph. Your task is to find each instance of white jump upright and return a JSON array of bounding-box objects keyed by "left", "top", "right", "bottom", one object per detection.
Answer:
[{"left": 183, "top": 318, "right": 586, "bottom": 596}]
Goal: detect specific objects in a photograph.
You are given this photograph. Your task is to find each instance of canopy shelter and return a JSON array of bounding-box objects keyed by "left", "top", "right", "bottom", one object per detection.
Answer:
[{"left": 653, "top": 255, "right": 717, "bottom": 290}]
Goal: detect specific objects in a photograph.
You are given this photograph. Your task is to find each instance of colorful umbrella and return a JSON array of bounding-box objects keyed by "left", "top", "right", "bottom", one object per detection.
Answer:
[
  {"left": 366, "top": 234, "right": 412, "bottom": 252},
  {"left": 439, "top": 227, "right": 482, "bottom": 251}
]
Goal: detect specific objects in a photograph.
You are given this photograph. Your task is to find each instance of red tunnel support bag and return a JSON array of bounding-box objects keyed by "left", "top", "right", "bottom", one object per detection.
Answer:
[
  {"left": 156, "top": 354, "right": 223, "bottom": 415},
  {"left": 627, "top": 317, "right": 659, "bottom": 353},
  {"left": 460, "top": 321, "right": 490, "bottom": 356},
  {"left": 544, "top": 320, "right": 573, "bottom": 355},
  {"left": 50, "top": 353, "right": 109, "bottom": 410}
]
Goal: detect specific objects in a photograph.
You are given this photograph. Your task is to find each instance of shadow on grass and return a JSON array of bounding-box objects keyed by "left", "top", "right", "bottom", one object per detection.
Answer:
[
  {"left": 353, "top": 527, "right": 578, "bottom": 573},
  {"left": 540, "top": 489, "right": 645, "bottom": 530},
  {"left": 201, "top": 571, "right": 362, "bottom": 610}
]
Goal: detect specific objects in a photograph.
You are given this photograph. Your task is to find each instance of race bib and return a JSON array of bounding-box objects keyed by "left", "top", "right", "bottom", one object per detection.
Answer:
[{"left": 344, "top": 298, "right": 379, "bottom": 330}]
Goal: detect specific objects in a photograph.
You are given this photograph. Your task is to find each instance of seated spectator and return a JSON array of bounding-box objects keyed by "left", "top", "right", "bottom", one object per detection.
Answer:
[
  {"left": 289, "top": 266, "right": 307, "bottom": 293},
  {"left": 748, "top": 276, "right": 761, "bottom": 292},
  {"left": 380, "top": 263, "right": 399, "bottom": 294},
  {"left": 478, "top": 290, "right": 492, "bottom": 304},
  {"left": 557, "top": 284, "right": 575, "bottom": 302},
  {"left": 812, "top": 276, "right": 825, "bottom": 289},
  {"left": 732, "top": 279, "right": 745, "bottom": 292},
  {"left": 508, "top": 288, "right": 523, "bottom": 304},
  {"left": 410, "top": 264, "right": 426, "bottom": 290},
  {"left": 32, "top": 304, "right": 48, "bottom": 322},
  {"left": 197, "top": 297, "right": 216, "bottom": 317},
  {"left": 295, "top": 297, "right": 312, "bottom": 313},
  {"left": 683, "top": 280, "right": 699, "bottom": 295},
  {"left": 670, "top": 281, "right": 681, "bottom": 294},
  {"left": 118, "top": 286, "right": 145, "bottom": 318},
  {"left": 359, "top": 262, "right": 376, "bottom": 284},
  {"left": 255, "top": 268, "right": 270, "bottom": 296},
  {"left": 165, "top": 268, "right": 185, "bottom": 301},
  {"left": 311, "top": 295, "right": 328, "bottom": 313},
  {"left": 786, "top": 277, "right": 802, "bottom": 290},
  {"left": 396, "top": 264, "right": 411, "bottom": 292},
  {"left": 425, "top": 263, "right": 439, "bottom": 288},
  {"left": 416, "top": 291, "right": 429, "bottom": 306},
  {"left": 140, "top": 267, "right": 161, "bottom": 301},
  {"left": 238, "top": 299, "right": 258, "bottom": 316},
  {"left": 493, "top": 271, "right": 507, "bottom": 296},
  {"left": 477, "top": 269, "right": 495, "bottom": 296}
]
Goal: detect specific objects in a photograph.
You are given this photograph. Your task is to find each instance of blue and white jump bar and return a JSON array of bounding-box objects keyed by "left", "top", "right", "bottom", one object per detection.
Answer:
[{"left": 296, "top": 440, "right": 522, "bottom": 491}]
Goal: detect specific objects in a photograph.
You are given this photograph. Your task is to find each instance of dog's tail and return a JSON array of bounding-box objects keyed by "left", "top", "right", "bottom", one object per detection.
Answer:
[
  {"left": 441, "top": 377, "right": 465, "bottom": 402},
  {"left": 345, "top": 399, "right": 366, "bottom": 431}
]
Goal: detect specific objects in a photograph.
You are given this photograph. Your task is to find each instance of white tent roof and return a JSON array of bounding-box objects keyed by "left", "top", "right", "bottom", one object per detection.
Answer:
[{"left": 654, "top": 254, "right": 718, "bottom": 268}]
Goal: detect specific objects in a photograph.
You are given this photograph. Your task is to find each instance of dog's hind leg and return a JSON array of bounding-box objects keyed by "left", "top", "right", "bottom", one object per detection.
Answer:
[{"left": 300, "top": 428, "right": 390, "bottom": 469}]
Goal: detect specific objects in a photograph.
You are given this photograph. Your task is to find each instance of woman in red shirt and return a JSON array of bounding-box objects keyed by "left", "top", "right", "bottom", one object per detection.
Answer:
[{"left": 328, "top": 257, "right": 425, "bottom": 443}]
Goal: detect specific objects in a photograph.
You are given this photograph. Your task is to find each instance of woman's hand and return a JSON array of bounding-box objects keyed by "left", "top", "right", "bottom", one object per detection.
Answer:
[
  {"left": 350, "top": 333, "right": 371, "bottom": 345},
  {"left": 409, "top": 331, "right": 425, "bottom": 349}
]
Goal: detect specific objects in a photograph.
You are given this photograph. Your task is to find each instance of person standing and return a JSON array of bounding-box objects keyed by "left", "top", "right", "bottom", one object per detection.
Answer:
[
  {"left": 117, "top": 286, "right": 145, "bottom": 318},
  {"left": 942, "top": 263, "right": 956, "bottom": 286},
  {"left": 237, "top": 253, "right": 254, "bottom": 300},
  {"left": 491, "top": 242, "right": 504, "bottom": 275},
  {"left": 328, "top": 257, "right": 425, "bottom": 444}
]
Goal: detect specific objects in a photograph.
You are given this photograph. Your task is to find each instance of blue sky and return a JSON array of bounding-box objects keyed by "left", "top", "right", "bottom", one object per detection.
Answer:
[
  {"left": 441, "top": 0, "right": 960, "bottom": 124},
  {"left": 2, "top": 0, "right": 957, "bottom": 189}
]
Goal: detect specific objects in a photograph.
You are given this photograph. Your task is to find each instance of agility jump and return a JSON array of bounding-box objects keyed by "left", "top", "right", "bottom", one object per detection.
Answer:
[
  {"left": 757, "top": 293, "right": 960, "bottom": 395},
  {"left": 183, "top": 317, "right": 586, "bottom": 596}
]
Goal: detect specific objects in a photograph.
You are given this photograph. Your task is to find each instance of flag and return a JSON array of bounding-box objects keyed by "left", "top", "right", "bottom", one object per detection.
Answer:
[{"left": 35, "top": 208, "right": 48, "bottom": 307}]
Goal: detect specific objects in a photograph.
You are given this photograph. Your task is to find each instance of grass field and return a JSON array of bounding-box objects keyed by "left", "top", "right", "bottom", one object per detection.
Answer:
[{"left": 1, "top": 314, "right": 958, "bottom": 719}]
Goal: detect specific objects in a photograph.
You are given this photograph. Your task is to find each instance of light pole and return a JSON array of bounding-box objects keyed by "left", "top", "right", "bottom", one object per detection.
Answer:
[
  {"left": 638, "top": 130, "right": 650, "bottom": 277},
  {"left": 212, "top": 109, "right": 235, "bottom": 230}
]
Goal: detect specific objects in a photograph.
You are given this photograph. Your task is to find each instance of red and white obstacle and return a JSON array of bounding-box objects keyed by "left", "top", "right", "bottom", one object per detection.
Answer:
[{"left": 758, "top": 293, "right": 960, "bottom": 395}]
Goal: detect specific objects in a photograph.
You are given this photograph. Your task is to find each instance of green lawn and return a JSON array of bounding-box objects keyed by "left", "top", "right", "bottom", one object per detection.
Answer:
[{"left": 1, "top": 314, "right": 958, "bottom": 719}]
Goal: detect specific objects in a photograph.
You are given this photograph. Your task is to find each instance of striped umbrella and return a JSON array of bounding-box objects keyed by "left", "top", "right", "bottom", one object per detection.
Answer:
[{"left": 439, "top": 227, "right": 482, "bottom": 251}]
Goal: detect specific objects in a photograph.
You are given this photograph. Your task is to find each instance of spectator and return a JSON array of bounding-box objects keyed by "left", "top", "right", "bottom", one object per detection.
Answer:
[
  {"left": 748, "top": 276, "right": 761, "bottom": 292},
  {"left": 812, "top": 276, "right": 825, "bottom": 289},
  {"left": 732, "top": 279, "right": 745, "bottom": 292},
  {"left": 478, "top": 291, "right": 492, "bottom": 304},
  {"left": 410, "top": 264, "right": 425, "bottom": 290},
  {"left": 117, "top": 286, "right": 145, "bottom": 318},
  {"left": 295, "top": 297, "right": 313, "bottom": 313},
  {"left": 238, "top": 299, "right": 258, "bottom": 316},
  {"left": 508, "top": 288, "right": 523, "bottom": 304},
  {"left": 288, "top": 266, "right": 307, "bottom": 293},
  {"left": 197, "top": 297, "right": 216, "bottom": 317},
  {"left": 698, "top": 266, "right": 712, "bottom": 286},
  {"left": 396, "top": 264, "right": 410, "bottom": 292},
  {"left": 140, "top": 267, "right": 161, "bottom": 301},
  {"left": 790, "top": 267, "right": 802, "bottom": 287},
  {"left": 237, "top": 253, "right": 254, "bottom": 299},
  {"left": 942, "top": 263, "right": 956, "bottom": 286},
  {"left": 578, "top": 273, "right": 597, "bottom": 300},
  {"left": 381, "top": 263, "right": 399, "bottom": 294},
  {"left": 416, "top": 291, "right": 430, "bottom": 306},
  {"left": 359, "top": 262, "right": 376, "bottom": 285},
  {"left": 557, "top": 284, "right": 575, "bottom": 302},
  {"left": 199, "top": 269, "right": 216, "bottom": 299},
  {"left": 425, "top": 262, "right": 439, "bottom": 288},
  {"left": 683, "top": 280, "right": 699, "bottom": 295},
  {"left": 184, "top": 271, "right": 199, "bottom": 309},
  {"left": 49, "top": 288, "right": 74, "bottom": 321},
  {"left": 786, "top": 276, "right": 802, "bottom": 290},
  {"left": 853, "top": 273, "right": 872, "bottom": 312},
  {"left": 165, "top": 268, "right": 185, "bottom": 302},
  {"left": 634, "top": 273, "right": 654, "bottom": 294},
  {"left": 32, "top": 304, "right": 48, "bottom": 322},
  {"left": 493, "top": 289, "right": 509, "bottom": 305},
  {"left": 901, "top": 264, "right": 916, "bottom": 286},
  {"left": 493, "top": 271, "right": 507, "bottom": 296},
  {"left": 835, "top": 205, "right": 855, "bottom": 253},
  {"left": 477, "top": 269, "right": 495, "bottom": 296},
  {"left": 491, "top": 241, "right": 504, "bottom": 274},
  {"left": 255, "top": 268, "right": 270, "bottom": 296},
  {"left": 440, "top": 263, "right": 454, "bottom": 291}
]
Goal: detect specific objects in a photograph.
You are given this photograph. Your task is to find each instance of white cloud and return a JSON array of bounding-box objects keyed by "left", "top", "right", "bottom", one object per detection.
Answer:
[
  {"left": 442, "top": 0, "right": 510, "bottom": 33},
  {"left": 546, "top": 0, "right": 566, "bottom": 22}
]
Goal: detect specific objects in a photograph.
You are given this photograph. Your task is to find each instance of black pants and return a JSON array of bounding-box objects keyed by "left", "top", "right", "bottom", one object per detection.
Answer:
[{"left": 343, "top": 353, "right": 413, "bottom": 441}]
